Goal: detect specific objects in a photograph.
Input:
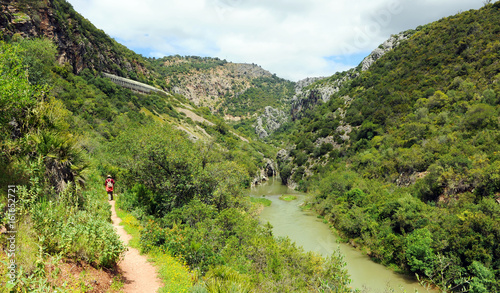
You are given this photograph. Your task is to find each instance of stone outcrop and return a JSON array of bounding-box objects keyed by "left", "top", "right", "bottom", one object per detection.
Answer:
[
  {"left": 254, "top": 106, "right": 288, "bottom": 138},
  {"left": 290, "top": 70, "right": 359, "bottom": 120},
  {"left": 264, "top": 159, "right": 277, "bottom": 177},
  {"left": 170, "top": 62, "right": 272, "bottom": 109},
  {"left": 0, "top": 0, "right": 151, "bottom": 77},
  {"left": 255, "top": 118, "right": 269, "bottom": 139},
  {"left": 276, "top": 149, "right": 289, "bottom": 163},
  {"left": 294, "top": 77, "right": 325, "bottom": 90},
  {"left": 251, "top": 169, "right": 268, "bottom": 187},
  {"left": 360, "top": 32, "right": 411, "bottom": 71},
  {"left": 251, "top": 158, "right": 278, "bottom": 187},
  {"left": 290, "top": 30, "right": 414, "bottom": 120},
  {"left": 314, "top": 136, "right": 341, "bottom": 149}
]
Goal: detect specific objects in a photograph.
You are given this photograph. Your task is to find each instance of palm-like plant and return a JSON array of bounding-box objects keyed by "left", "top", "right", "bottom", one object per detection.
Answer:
[{"left": 27, "top": 130, "right": 88, "bottom": 193}]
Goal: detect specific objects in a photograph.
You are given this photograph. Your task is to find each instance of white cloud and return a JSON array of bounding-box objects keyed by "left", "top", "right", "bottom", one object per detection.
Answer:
[{"left": 67, "top": 0, "right": 484, "bottom": 81}]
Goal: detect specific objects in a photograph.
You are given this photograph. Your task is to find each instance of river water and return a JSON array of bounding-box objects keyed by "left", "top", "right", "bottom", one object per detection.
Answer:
[{"left": 249, "top": 178, "right": 432, "bottom": 293}]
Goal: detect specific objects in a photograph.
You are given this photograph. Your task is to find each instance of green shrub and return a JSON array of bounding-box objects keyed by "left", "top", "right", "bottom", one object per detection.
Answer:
[{"left": 30, "top": 200, "right": 125, "bottom": 267}]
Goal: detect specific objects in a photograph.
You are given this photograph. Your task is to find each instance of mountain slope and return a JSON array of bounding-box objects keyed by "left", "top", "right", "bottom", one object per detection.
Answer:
[
  {"left": 290, "top": 30, "right": 414, "bottom": 121},
  {"left": 0, "top": 0, "right": 288, "bottom": 183},
  {"left": 149, "top": 55, "right": 296, "bottom": 138},
  {"left": 1, "top": 0, "right": 294, "bottom": 125},
  {"left": 1, "top": 1, "right": 352, "bottom": 292},
  {"left": 273, "top": 3, "right": 500, "bottom": 291},
  {"left": 281, "top": 3, "right": 500, "bottom": 187},
  {"left": 0, "top": 0, "right": 156, "bottom": 82}
]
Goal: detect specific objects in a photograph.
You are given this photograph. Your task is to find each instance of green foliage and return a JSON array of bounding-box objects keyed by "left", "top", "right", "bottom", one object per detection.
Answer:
[
  {"left": 0, "top": 38, "right": 127, "bottom": 292},
  {"left": 295, "top": 152, "right": 308, "bottom": 166},
  {"left": 137, "top": 202, "right": 351, "bottom": 292},
  {"left": 202, "top": 265, "right": 252, "bottom": 293},
  {"left": 101, "top": 117, "right": 351, "bottom": 291},
  {"left": 109, "top": 123, "right": 251, "bottom": 217},
  {"left": 345, "top": 188, "right": 366, "bottom": 207},
  {"left": 307, "top": 168, "right": 500, "bottom": 291},
  {"left": 196, "top": 121, "right": 276, "bottom": 181},
  {"left": 279, "top": 194, "right": 297, "bottom": 201},
  {"left": 113, "top": 207, "right": 195, "bottom": 292},
  {"left": 49, "top": 0, "right": 156, "bottom": 83},
  {"left": 153, "top": 248, "right": 194, "bottom": 293},
  {"left": 110, "top": 124, "right": 201, "bottom": 215},
  {"left": 277, "top": 9, "right": 500, "bottom": 291},
  {"left": 223, "top": 76, "right": 295, "bottom": 117},
  {"left": 285, "top": 4, "right": 500, "bottom": 192},
  {"left": 1, "top": 5, "right": 353, "bottom": 293},
  {"left": 0, "top": 41, "right": 42, "bottom": 132},
  {"left": 10, "top": 3, "right": 500, "bottom": 292},
  {"left": 30, "top": 199, "right": 124, "bottom": 267},
  {"left": 17, "top": 38, "right": 57, "bottom": 85},
  {"left": 151, "top": 55, "right": 227, "bottom": 78},
  {"left": 278, "top": 163, "right": 292, "bottom": 185},
  {"left": 468, "top": 261, "right": 498, "bottom": 293},
  {"left": 405, "top": 228, "right": 435, "bottom": 276},
  {"left": 463, "top": 103, "right": 497, "bottom": 130},
  {"left": 249, "top": 197, "right": 272, "bottom": 207}
]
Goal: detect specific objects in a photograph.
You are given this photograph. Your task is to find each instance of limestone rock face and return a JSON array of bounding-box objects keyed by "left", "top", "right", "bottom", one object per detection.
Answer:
[
  {"left": 361, "top": 32, "right": 410, "bottom": 71},
  {"left": 290, "top": 70, "right": 357, "bottom": 120},
  {"left": 276, "top": 149, "right": 289, "bottom": 163},
  {"left": 255, "top": 117, "right": 269, "bottom": 139},
  {"left": 0, "top": 1, "right": 149, "bottom": 77},
  {"left": 168, "top": 63, "right": 272, "bottom": 108},
  {"left": 254, "top": 106, "right": 288, "bottom": 138},
  {"left": 264, "top": 158, "right": 277, "bottom": 177},
  {"left": 289, "top": 31, "right": 413, "bottom": 120},
  {"left": 294, "top": 77, "right": 325, "bottom": 90},
  {"left": 251, "top": 158, "right": 278, "bottom": 187}
]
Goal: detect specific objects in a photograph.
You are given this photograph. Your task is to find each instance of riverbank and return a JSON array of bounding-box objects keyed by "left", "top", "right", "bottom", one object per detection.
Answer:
[{"left": 250, "top": 178, "right": 432, "bottom": 292}]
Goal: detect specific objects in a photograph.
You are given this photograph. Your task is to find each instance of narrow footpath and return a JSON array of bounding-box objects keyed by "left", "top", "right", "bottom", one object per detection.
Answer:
[{"left": 110, "top": 200, "right": 162, "bottom": 293}]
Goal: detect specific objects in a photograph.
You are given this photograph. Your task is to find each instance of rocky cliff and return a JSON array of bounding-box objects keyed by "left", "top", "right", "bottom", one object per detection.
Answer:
[
  {"left": 290, "top": 30, "right": 415, "bottom": 120},
  {"left": 151, "top": 55, "right": 296, "bottom": 133},
  {"left": 1, "top": 0, "right": 298, "bottom": 128},
  {"left": 290, "top": 69, "right": 357, "bottom": 120},
  {"left": 1, "top": 0, "right": 152, "bottom": 79},
  {"left": 167, "top": 60, "right": 273, "bottom": 109},
  {"left": 360, "top": 32, "right": 411, "bottom": 71},
  {"left": 254, "top": 106, "right": 289, "bottom": 138}
]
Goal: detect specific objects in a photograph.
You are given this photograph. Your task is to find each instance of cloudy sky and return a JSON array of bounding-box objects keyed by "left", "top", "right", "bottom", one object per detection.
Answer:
[{"left": 66, "top": 0, "right": 484, "bottom": 81}]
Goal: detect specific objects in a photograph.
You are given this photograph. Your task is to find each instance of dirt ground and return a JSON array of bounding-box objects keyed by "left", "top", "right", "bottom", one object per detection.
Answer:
[{"left": 110, "top": 200, "right": 162, "bottom": 293}]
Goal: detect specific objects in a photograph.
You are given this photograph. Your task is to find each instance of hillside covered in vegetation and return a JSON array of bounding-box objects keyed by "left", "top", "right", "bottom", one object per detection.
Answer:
[
  {"left": 1, "top": 0, "right": 294, "bottom": 123},
  {"left": 0, "top": 0, "right": 350, "bottom": 292},
  {"left": 2, "top": 0, "right": 500, "bottom": 292},
  {"left": 274, "top": 3, "right": 500, "bottom": 292}
]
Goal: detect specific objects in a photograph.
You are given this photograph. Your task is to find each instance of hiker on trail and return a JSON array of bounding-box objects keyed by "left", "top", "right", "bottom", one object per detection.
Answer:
[{"left": 105, "top": 175, "right": 115, "bottom": 201}]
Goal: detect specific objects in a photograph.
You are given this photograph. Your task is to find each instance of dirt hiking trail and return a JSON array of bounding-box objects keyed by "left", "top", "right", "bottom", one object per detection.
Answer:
[{"left": 110, "top": 200, "right": 162, "bottom": 292}]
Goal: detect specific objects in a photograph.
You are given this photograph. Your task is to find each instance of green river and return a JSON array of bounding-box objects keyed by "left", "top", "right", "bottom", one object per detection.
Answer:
[{"left": 249, "top": 178, "right": 433, "bottom": 293}]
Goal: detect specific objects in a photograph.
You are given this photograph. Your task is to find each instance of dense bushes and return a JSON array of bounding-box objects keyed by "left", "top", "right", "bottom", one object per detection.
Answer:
[
  {"left": 308, "top": 169, "right": 500, "bottom": 292},
  {"left": 224, "top": 76, "right": 295, "bottom": 117},
  {"left": 112, "top": 122, "right": 353, "bottom": 291},
  {"left": 134, "top": 199, "right": 352, "bottom": 292},
  {"left": 285, "top": 4, "right": 500, "bottom": 189},
  {"left": 275, "top": 8, "right": 500, "bottom": 291},
  {"left": 1, "top": 39, "right": 126, "bottom": 291},
  {"left": 29, "top": 188, "right": 124, "bottom": 267},
  {"left": 109, "top": 123, "right": 252, "bottom": 216}
]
